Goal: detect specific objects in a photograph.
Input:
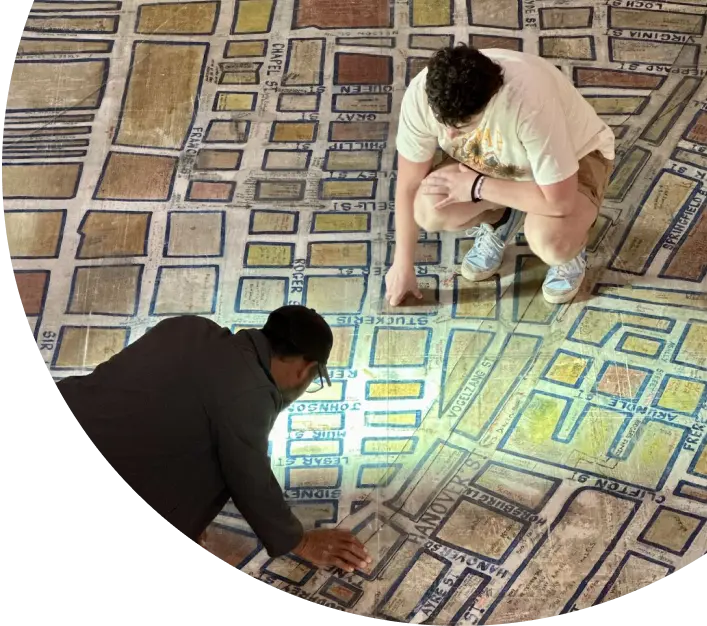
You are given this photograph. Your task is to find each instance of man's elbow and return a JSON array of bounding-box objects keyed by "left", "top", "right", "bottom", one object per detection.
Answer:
[
  {"left": 545, "top": 197, "right": 575, "bottom": 217},
  {"left": 539, "top": 178, "right": 580, "bottom": 217}
]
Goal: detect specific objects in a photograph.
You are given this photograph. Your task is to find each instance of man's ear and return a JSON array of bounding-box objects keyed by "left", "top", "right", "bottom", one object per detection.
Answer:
[{"left": 296, "top": 359, "right": 317, "bottom": 382}]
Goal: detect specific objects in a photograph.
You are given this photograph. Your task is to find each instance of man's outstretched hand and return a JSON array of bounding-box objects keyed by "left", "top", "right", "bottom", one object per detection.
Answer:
[
  {"left": 385, "top": 262, "right": 422, "bottom": 307},
  {"left": 292, "top": 529, "right": 371, "bottom": 572}
]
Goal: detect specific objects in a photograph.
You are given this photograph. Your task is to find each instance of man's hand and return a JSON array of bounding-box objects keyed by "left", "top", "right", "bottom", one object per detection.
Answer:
[
  {"left": 385, "top": 262, "right": 422, "bottom": 307},
  {"left": 293, "top": 529, "right": 371, "bottom": 572},
  {"left": 420, "top": 163, "right": 480, "bottom": 210}
]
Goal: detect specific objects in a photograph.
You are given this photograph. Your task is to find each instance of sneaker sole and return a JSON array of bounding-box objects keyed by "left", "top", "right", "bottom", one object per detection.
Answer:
[
  {"left": 543, "top": 285, "right": 580, "bottom": 305},
  {"left": 461, "top": 262, "right": 502, "bottom": 282}
]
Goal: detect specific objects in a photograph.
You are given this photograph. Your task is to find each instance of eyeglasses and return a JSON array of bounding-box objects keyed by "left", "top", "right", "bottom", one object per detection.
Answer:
[{"left": 305, "top": 363, "right": 326, "bottom": 394}]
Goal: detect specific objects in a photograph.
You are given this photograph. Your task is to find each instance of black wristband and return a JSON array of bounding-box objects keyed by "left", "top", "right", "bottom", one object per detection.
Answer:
[{"left": 470, "top": 174, "right": 483, "bottom": 203}]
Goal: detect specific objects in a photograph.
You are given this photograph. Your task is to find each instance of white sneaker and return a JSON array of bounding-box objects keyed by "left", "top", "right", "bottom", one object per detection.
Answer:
[
  {"left": 461, "top": 209, "right": 522, "bottom": 282},
  {"left": 542, "top": 250, "right": 587, "bottom": 304}
]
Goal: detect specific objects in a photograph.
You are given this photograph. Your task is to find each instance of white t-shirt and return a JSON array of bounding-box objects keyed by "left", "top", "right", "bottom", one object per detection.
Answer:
[{"left": 396, "top": 49, "right": 615, "bottom": 185}]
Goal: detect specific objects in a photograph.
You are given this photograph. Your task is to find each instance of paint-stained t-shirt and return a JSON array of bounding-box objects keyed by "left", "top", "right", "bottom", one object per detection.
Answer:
[
  {"left": 57, "top": 316, "right": 303, "bottom": 557},
  {"left": 396, "top": 49, "right": 615, "bottom": 185}
]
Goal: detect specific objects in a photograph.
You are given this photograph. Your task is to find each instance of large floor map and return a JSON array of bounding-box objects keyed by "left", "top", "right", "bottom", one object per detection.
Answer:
[{"left": 4, "top": 0, "right": 707, "bottom": 622}]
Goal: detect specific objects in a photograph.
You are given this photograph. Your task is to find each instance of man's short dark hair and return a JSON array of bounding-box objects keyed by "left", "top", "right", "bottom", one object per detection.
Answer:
[
  {"left": 425, "top": 44, "right": 504, "bottom": 127},
  {"left": 261, "top": 306, "right": 332, "bottom": 364}
]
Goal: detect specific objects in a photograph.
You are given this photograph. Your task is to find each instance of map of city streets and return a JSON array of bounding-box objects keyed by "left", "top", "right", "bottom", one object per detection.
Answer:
[{"left": 4, "top": 0, "right": 707, "bottom": 622}]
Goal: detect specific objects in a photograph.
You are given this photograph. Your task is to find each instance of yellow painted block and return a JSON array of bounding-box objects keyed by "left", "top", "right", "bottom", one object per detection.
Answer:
[
  {"left": 334, "top": 94, "right": 390, "bottom": 113},
  {"left": 677, "top": 482, "right": 707, "bottom": 503},
  {"left": 693, "top": 441, "right": 707, "bottom": 477},
  {"left": 5, "top": 210, "right": 64, "bottom": 258},
  {"left": 54, "top": 327, "right": 128, "bottom": 369},
  {"left": 362, "top": 438, "right": 416, "bottom": 455},
  {"left": 249, "top": 210, "right": 297, "bottom": 233},
  {"left": 219, "top": 71, "right": 259, "bottom": 85},
  {"left": 272, "top": 122, "right": 317, "bottom": 142},
  {"left": 304, "top": 276, "right": 366, "bottom": 314},
  {"left": 325, "top": 150, "right": 380, "bottom": 171},
  {"left": 9, "top": 59, "right": 108, "bottom": 111},
  {"left": 288, "top": 440, "right": 341, "bottom": 457},
  {"left": 368, "top": 381, "right": 423, "bottom": 400},
  {"left": 214, "top": 92, "right": 256, "bottom": 111},
  {"left": 453, "top": 277, "right": 498, "bottom": 319},
  {"left": 205, "top": 120, "right": 249, "bottom": 142},
  {"left": 305, "top": 381, "right": 345, "bottom": 402},
  {"left": 245, "top": 244, "right": 293, "bottom": 267},
  {"left": 68, "top": 265, "right": 140, "bottom": 315},
  {"left": 657, "top": 377, "right": 705, "bottom": 415},
  {"left": 679, "top": 322, "right": 707, "bottom": 370},
  {"left": 256, "top": 180, "right": 304, "bottom": 200},
  {"left": 319, "top": 180, "right": 376, "bottom": 199},
  {"left": 411, "top": 0, "right": 452, "bottom": 26},
  {"left": 312, "top": 213, "right": 369, "bottom": 233},
  {"left": 286, "top": 467, "right": 340, "bottom": 488},
  {"left": 541, "top": 36, "right": 594, "bottom": 60},
  {"left": 233, "top": 0, "right": 274, "bottom": 33},
  {"left": 474, "top": 463, "right": 557, "bottom": 511},
  {"left": 435, "top": 499, "right": 525, "bottom": 560},
  {"left": 377, "top": 551, "right": 448, "bottom": 620},
  {"left": 25, "top": 15, "right": 117, "bottom": 32},
  {"left": 77, "top": 211, "right": 149, "bottom": 259},
  {"left": 278, "top": 94, "right": 319, "bottom": 112},
  {"left": 289, "top": 413, "right": 343, "bottom": 431},
  {"left": 225, "top": 40, "right": 267, "bottom": 57},
  {"left": 621, "top": 335, "right": 661, "bottom": 356},
  {"left": 358, "top": 465, "right": 398, "bottom": 486},
  {"left": 308, "top": 242, "right": 369, "bottom": 267},
  {"left": 366, "top": 412, "right": 420, "bottom": 427},
  {"left": 544, "top": 352, "right": 589, "bottom": 386},
  {"left": 513, "top": 393, "right": 568, "bottom": 446},
  {"left": 237, "top": 278, "right": 287, "bottom": 312},
  {"left": 136, "top": 1, "right": 219, "bottom": 34},
  {"left": 152, "top": 267, "right": 217, "bottom": 314},
  {"left": 263, "top": 150, "right": 309, "bottom": 170},
  {"left": 3, "top": 164, "right": 81, "bottom": 199},
  {"left": 116, "top": 43, "right": 207, "bottom": 149},
  {"left": 33, "top": 1, "right": 119, "bottom": 9},
  {"left": 195, "top": 149, "right": 241, "bottom": 170},
  {"left": 642, "top": 508, "right": 703, "bottom": 552},
  {"left": 329, "top": 326, "right": 356, "bottom": 368},
  {"left": 372, "top": 329, "right": 428, "bottom": 367},
  {"left": 586, "top": 96, "right": 646, "bottom": 115},
  {"left": 18, "top": 38, "right": 112, "bottom": 54},
  {"left": 282, "top": 39, "right": 324, "bottom": 86}
]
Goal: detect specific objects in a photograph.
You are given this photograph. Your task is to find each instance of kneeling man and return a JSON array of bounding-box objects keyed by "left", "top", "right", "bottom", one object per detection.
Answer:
[{"left": 386, "top": 45, "right": 615, "bottom": 306}]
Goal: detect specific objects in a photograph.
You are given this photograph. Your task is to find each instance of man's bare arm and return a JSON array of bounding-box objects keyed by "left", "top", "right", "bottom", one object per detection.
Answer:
[
  {"left": 479, "top": 172, "right": 579, "bottom": 218},
  {"left": 393, "top": 154, "right": 433, "bottom": 264}
]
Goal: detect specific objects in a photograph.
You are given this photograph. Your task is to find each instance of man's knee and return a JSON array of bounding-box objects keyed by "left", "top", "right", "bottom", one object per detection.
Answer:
[
  {"left": 413, "top": 191, "right": 451, "bottom": 232},
  {"left": 525, "top": 217, "right": 584, "bottom": 266}
]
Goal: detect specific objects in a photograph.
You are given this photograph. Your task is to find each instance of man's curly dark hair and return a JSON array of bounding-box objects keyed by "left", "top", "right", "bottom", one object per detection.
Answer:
[{"left": 425, "top": 44, "right": 504, "bottom": 127}]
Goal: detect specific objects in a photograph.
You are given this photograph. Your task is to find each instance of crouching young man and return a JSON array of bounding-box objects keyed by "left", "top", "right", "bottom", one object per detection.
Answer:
[{"left": 385, "top": 45, "right": 615, "bottom": 306}]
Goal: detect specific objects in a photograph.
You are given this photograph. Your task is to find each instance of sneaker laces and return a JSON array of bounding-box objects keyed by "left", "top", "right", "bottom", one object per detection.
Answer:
[
  {"left": 465, "top": 223, "right": 505, "bottom": 257},
  {"left": 548, "top": 254, "right": 586, "bottom": 279}
]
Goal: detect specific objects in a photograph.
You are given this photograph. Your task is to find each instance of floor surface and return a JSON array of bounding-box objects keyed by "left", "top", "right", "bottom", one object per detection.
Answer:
[{"left": 4, "top": 0, "right": 707, "bottom": 623}]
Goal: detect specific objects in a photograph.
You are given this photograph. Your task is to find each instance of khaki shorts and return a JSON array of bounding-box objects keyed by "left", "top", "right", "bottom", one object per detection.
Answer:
[{"left": 577, "top": 150, "right": 613, "bottom": 210}]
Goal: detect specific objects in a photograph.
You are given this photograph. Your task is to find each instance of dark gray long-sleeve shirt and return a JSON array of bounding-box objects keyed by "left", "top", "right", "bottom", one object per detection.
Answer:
[{"left": 57, "top": 315, "right": 303, "bottom": 557}]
